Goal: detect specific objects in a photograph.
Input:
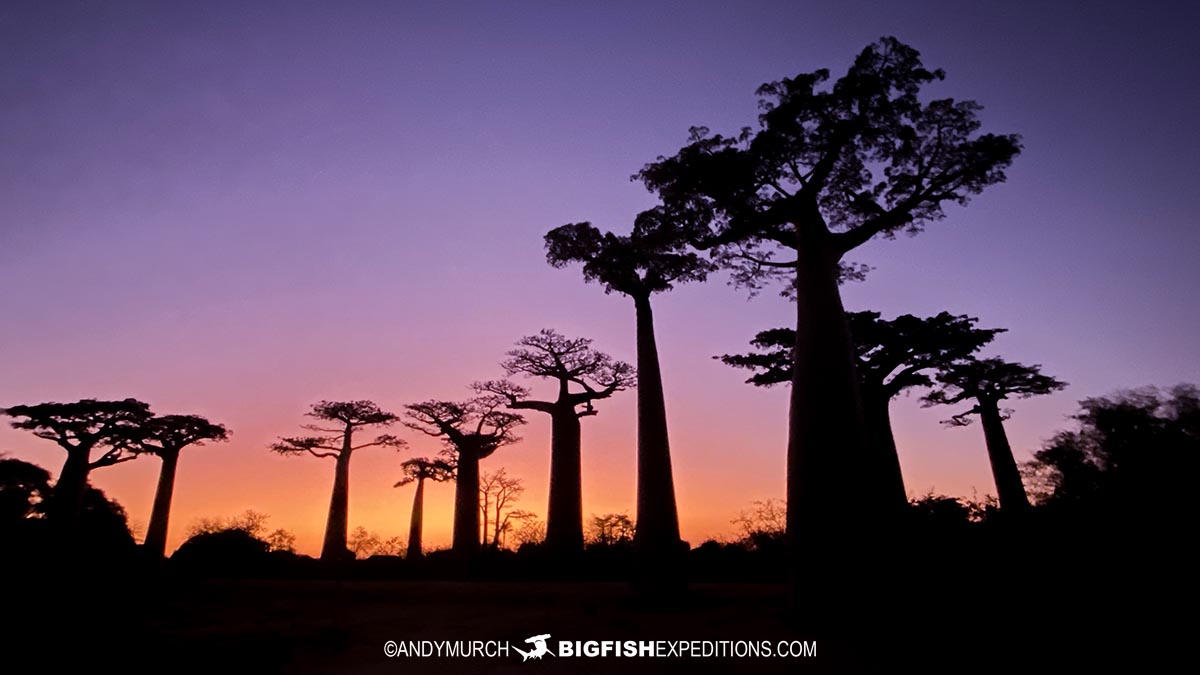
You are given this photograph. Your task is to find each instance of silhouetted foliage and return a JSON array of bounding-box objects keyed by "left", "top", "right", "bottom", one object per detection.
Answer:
[
  {"left": 731, "top": 498, "right": 787, "bottom": 552},
  {"left": 1, "top": 458, "right": 136, "bottom": 564},
  {"left": 0, "top": 457, "right": 51, "bottom": 524},
  {"left": 2, "top": 399, "right": 152, "bottom": 534},
  {"left": 1026, "top": 385, "right": 1200, "bottom": 524},
  {"left": 926, "top": 358, "right": 1066, "bottom": 511},
  {"left": 720, "top": 311, "right": 1003, "bottom": 507},
  {"left": 395, "top": 456, "right": 455, "bottom": 558},
  {"left": 271, "top": 400, "right": 404, "bottom": 561},
  {"left": 637, "top": 37, "right": 1021, "bottom": 567},
  {"left": 131, "top": 414, "right": 230, "bottom": 558},
  {"left": 587, "top": 513, "right": 635, "bottom": 547},
  {"left": 546, "top": 218, "right": 711, "bottom": 577},
  {"left": 404, "top": 396, "right": 524, "bottom": 555},
  {"left": 476, "top": 328, "right": 634, "bottom": 553}
]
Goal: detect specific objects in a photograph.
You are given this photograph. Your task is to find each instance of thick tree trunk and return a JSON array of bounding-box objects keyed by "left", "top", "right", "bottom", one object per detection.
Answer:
[
  {"left": 452, "top": 450, "right": 481, "bottom": 555},
  {"left": 628, "top": 293, "right": 686, "bottom": 566},
  {"left": 787, "top": 228, "right": 871, "bottom": 563},
  {"left": 320, "top": 450, "right": 352, "bottom": 561},
  {"left": 978, "top": 400, "right": 1031, "bottom": 511},
  {"left": 863, "top": 393, "right": 908, "bottom": 510},
  {"left": 545, "top": 408, "right": 584, "bottom": 553},
  {"left": 53, "top": 447, "right": 91, "bottom": 533},
  {"left": 143, "top": 450, "right": 180, "bottom": 558},
  {"left": 407, "top": 477, "right": 425, "bottom": 559}
]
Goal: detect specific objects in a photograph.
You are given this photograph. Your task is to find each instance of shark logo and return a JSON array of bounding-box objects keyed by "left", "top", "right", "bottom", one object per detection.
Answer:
[{"left": 513, "top": 634, "right": 555, "bottom": 661}]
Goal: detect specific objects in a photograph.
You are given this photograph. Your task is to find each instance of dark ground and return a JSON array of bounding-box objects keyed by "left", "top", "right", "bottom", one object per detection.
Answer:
[{"left": 5, "top": 573, "right": 1150, "bottom": 674}]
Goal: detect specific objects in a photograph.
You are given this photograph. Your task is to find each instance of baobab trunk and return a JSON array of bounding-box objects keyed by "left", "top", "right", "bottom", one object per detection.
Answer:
[
  {"left": 320, "top": 450, "right": 352, "bottom": 561},
  {"left": 545, "top": 408, "right": 584, "bottom": 553},
  {"left": 407, "top": 477, "right": 425, "bottom": 559},
  {"left": 978, "top": 400, "right": 1031, "bottom": 511},
  {"left": 863, "top": 393, "right": 909, "bottom": 510},
  {"left": 452, "top": 450, "right": 481, "bottom": 555},
  {"left": 143, "top": 451, "right": 180, "bottom": 558},
  {"left": 632, "top": 294, "right": 682, "bottom": 557},
  {"left": 786, "top": 226, "right": 871, "bottom": 560},
  {"left": 52, "top": 449, "right": 90, "bottom": 533}
]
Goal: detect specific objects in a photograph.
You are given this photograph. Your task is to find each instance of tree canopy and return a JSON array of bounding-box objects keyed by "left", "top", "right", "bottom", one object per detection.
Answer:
[
  {"left": 476, "top": 328, "right": 636, "bottom": 415},
  {"left": 403, "top": 396, "right": 525, "bottom": 459},
  {"left": 925, "top": 357, "right": 1067, "bottom": 425},
  {"left": 544, "top": 212, "right": 714, "bottom": 300},
  {"left": 635, "top": 36, "right": 1021, "bottom": 294},
  {"left": 271, "top": 400, "right": 404, "bottom": 458},
  {"left": 719, "top": 311, "right": 1004, "bottom": 395}
]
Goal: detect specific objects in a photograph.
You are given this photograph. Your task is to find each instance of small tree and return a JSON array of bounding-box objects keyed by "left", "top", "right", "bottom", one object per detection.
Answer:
[
  {"left": 404, "top": 396, "right": 525, "bottom": 555},
  {"left": 731, "top": 498, "right": 787, "bottom": 550},
  {"left": 476, "top": 329, "right": 634, "bottom": 553},
  {"left": 271, "top": 401, "right": 405, "bottom": 561},
  {"left": 513, "top": 517, "right": 547, "bottom": 547},
  {"left": 545, "top": 215, "right": 711, "bottom": 571},
  {"left": 2, "top": 399, "right": 152, "bottom": 533},
  {"left": 925, "top": 358, "right": 1066, "bottom": 510},
  {"left": 348, "top": 526, "right": 381, "bottom": 559},
  {"left": 478, "top": 468, "right": 529, "bottom": 548},
  {"left": 265, "top": 528, "right": 297, "bottom": 553},
  {"left": 134, "top": 414, "right": 230, "bottom": 558},
  {"left": 394, "top": 456, "right": 455, "bottom": 558},
  {"left": 588, "top": 513, "right": 636, "bottom": 546}
]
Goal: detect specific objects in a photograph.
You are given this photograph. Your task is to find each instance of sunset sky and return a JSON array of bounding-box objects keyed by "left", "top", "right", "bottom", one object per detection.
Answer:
[{"left": 2, "top": 0, "right": 1197, "bottom": 555}]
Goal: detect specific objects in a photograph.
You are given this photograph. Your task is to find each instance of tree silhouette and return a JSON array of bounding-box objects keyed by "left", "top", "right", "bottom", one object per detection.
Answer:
[
  {"left": 545, "top": 215, "right": 711, "bottom": 569},
  {"left": 403, "top": 396, "right": 524, "bottom": 555},
  {"left": 1026, "top": 384, "right": 1199, "bottom": 520},
  {"left": 475, "top": 329, "right": 635, "bottom": 553},
  {"left": 924, "top": 358, "right": 1066, "bottom": 511},
  {"left": 637, "top": 37, "right": 1021, "bottom": 547},
  {"left": 588, "top": 513, "right": 635, "bottom": 546},
  {"left": 478, "top": 468, "right": 531, "bottom": 548},
  {"left": 719, "top": 311, "right": 1003, "bottom": 508},
  {"left": 270, "top": 400, "right": 405, "bottom": 561},
  {"left": 133, "top": 414, "right": 230, "bottom": 558},
  {"left": 2, "top": 399, "right": 152, "bottom": 534},
  {"left": 394, "top": 456, "right": 455, "bottom": 558}
]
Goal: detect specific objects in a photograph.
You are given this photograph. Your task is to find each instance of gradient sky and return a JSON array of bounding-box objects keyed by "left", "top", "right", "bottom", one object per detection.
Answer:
[{"left": 2, "top": 0, "right": 1197, "bottom": 555}]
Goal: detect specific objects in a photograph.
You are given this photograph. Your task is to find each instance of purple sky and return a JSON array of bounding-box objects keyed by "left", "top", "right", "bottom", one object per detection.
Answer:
[{"left": 2, "top": 0, "right": 1198, "bottom": 553}]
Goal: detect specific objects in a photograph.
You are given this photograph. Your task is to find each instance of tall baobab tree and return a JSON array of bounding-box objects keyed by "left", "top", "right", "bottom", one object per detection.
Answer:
[
  {"left": 636, "top": 37, "right": 1021, "bottom": 557},
  {"left": 135, "top": 414, "right": 230, "bottom": 558},
  {"left": 404, "top": 396, "right": 524, "bottom": 555},
  {"left": 924, "top": 358, "right": 1066, "bottom": 511},
  {"left": 394, "top": 456, "right": 455, "bottom": 559},
  {"left": 475, "top": 329, "right": 635, "bottom": 553},
  {"left": 545, "top": 214, "right": 711, "bottom": 570},
  {"left": 271, "top": 400, "right": 405, "bottom": 561},
  {"left": 2, "top": 399, "right": 152, "bottom": 534},
  {"left": 719, "top": 311, "right": 1003, "bottom": 508}
]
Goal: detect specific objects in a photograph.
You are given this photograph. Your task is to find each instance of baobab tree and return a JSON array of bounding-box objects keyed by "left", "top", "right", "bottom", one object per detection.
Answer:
[
  {"left": 545, "top": 214, "right": 711, "bottom": 569},
  {"left": 924, "top": 357, "right": 1066, "bottom": 511},
  {"left": 394, "top": 456, "right": 455, "bottom": 558},
  {"left": 719, "top": 311, "right": 1003, "bottom": 508},
  {"left": 135, "top": 414, "right": 230, "bottom": 558},
  {"left": 271, "top": 400, "right": 405, "bottom": 561},
  {"left": 475, "top": 329, "right": 635, "bottom": 553},
  {"left": 636, "top": 37, "right": 1021, "bottom": 551},
  {"left": 2, "top": 399, "right": 152, "bottom": 533},
  {"left": 403, "top": 396, "right": 524, "bottom": 555}
]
